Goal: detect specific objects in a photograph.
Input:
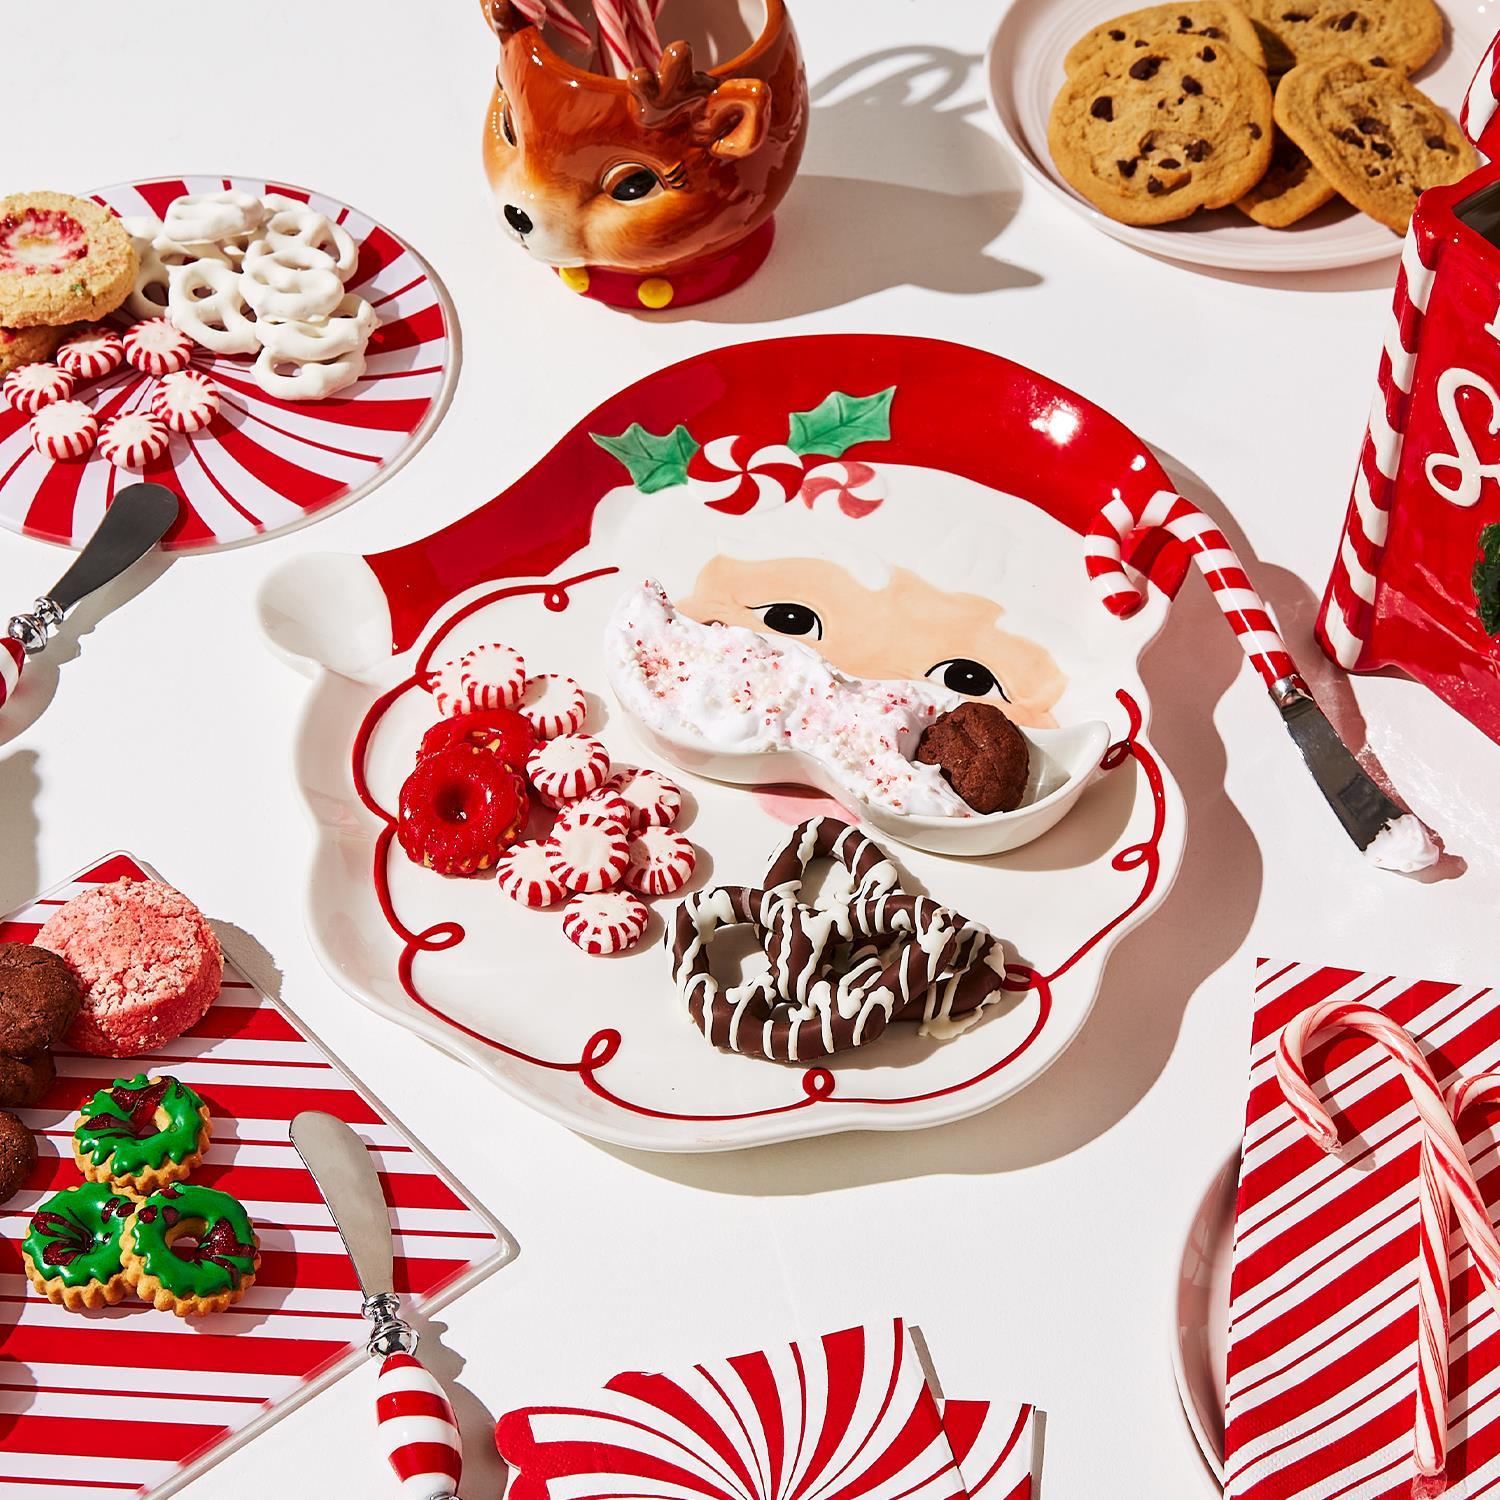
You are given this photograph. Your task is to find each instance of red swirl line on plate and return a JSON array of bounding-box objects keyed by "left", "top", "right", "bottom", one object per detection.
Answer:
[
  {"left": 369, "top": 274, "right": 426, "bottom": 310},
  {"left": 353, "top": 580, "right": 1168, "bottom": 1126}
]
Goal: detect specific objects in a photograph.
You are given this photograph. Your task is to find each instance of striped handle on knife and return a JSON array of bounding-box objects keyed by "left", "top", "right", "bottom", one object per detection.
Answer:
[
  {"left": 0, "top": 637, "right": 24, "bottom": 712},
  {"left": 1085, "top": 488, "right": 1300, "bottom": 693},
  {"left": 376, "top": 1352, "right": 464, "bottom": 1500}
]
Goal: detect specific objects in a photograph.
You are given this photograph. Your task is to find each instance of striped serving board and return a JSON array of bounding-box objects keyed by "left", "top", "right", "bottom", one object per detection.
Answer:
[
  {"left": 1224, "top": 959, "right": 1500, "bottom": 1498},
  {"left": 0, "top": 853, "right": 508, "bottom": 1499}
]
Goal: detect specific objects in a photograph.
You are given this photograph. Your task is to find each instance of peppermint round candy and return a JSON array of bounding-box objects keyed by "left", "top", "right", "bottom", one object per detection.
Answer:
[
  {"left": 149, "top": 369, "right": 219, "bottom": 433},
  {"left": 555, "top": 788, "right": 631, "bottom": 833},
  {"left": 3, "top": 362, "right": 74, "bottom": 415},
  {"left": 496, "top": 840, "right": 565, "bottom": 908},
  {"left": 545, "top": 819, "right": 629, "bottom": 894},
  {"left": 527, "top": 734, "right": 609, "bottom": 808},
  {"left": 459, "top": 642, "right": 527, "bottom": 712},
  {"left": 55, "top": 328, "right": 125, "bottom": 380},
  {"left": 518, "top": 673, "right": 587, "bottom": 740},
  {"left": 609, "top": 768, "right": 683, "bottom": 831},
  {"left": 123, "top": 317, "right": 193, "bottom": 375},
  {"left": 30, "top": 400, "right": 97, "bottom": 461},
  {"left": 623, "top": 827, "right": 697, "bottom": 898},
  {"left": 562, "top": 890, "right": 649, "bottom": 955},
  {"left": 98, "top": 412, "right": 169, "bottom": 470}
]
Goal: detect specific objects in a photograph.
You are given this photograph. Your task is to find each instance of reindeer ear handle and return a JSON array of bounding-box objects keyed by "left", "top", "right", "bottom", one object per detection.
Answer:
[{"left": 705, "top": 78, "right": 771, "bottom": 159}]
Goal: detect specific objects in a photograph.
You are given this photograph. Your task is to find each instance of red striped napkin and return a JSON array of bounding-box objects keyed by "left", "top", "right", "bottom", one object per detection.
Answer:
[
  {"left": 1225, "top": 959, "right": 1500, "bottom": 1498},
  {"left": 495, "top": 1319, "right": 1039, "bottom": 1500},
  {"left": 0, "top": 853, "right": 509, "bottom": 1499}
]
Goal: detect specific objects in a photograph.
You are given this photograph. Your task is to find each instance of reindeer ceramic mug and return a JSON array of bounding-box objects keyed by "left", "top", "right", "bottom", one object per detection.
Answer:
[{"left": 479, "top": 0, "right": 808, "bottom": 310}]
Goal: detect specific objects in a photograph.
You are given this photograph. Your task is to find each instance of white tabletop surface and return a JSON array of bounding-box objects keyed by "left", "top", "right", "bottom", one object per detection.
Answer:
[{"left": 7, "top": 1, "right": 1499, "bottom": 1495}]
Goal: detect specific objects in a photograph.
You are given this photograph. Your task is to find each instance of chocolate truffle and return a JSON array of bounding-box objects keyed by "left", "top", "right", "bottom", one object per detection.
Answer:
[
  {"left": 0, "top": 1109, "right": 36, "bottom": 1203},
  {"left": 0, "top": 1049, "right": 54, "bottom": 1109},
  {"left": 915, "top": 701, "right": 1030, "bottom": 814},
  {"left": 0, "top": 943, "right": 81, "bottom": 1057}
]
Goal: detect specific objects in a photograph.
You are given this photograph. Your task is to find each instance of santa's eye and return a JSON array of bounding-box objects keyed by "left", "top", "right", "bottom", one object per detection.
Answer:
[
  {"left": 927, "top": 658, "right": 1008, "bottom": 700},
  {"left": 750, "top": 602, "right": 822, "bottom": 640},
  {"left": 603, "top": 164, "right": 661, "bottom": 202}
]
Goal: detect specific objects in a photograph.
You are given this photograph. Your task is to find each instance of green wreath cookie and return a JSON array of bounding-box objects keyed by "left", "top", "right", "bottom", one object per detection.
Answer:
[
  {"left": 73, "top": 1073, "right": 211, "bottom": 1194},
  {"left": 23, "top": 1181, "right": 138, "bottom": 1310},
  {"left": 121, "top": 1182, "right": 260, "bottom": 1318}
]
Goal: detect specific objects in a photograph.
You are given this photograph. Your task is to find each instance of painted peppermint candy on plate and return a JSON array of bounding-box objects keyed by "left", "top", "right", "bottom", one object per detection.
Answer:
[
  {"left": 518, "top": 673, "right": 586, "bottom": 740},
  {"left": 459, "top": 642, "right": 527, "bottom": 711},
  {"left": 609, "top": 768, "right": 682, "bottom": 831},
  {"left": 496, "top": 840, "right": 566, "bottom": 908},
  {"left": 123, "top": 317, "right": 192, "bottom": 375},
  {"left": 55, "top": 328, "right": 125, "bottom": 380},
  {"left": 544, "top": 819, "right": 629, "bottom": 894},
  {"left": 30, "top": 400, "right": 97, "bottom": 461},
  {"left": 526, "top": 734, "right": 609, "bottom": 808},
  {"left": 150, "top": 369, "right": 219, "bottom": 433},
  {"left": 560, "top": 890, "right": 648, "bottom": 954},
  {"left": 623, "top": 826, "right": 696, "bottom": 897},
  {"left": 3, "top": 362, "right": 73, "bottom": 415},
  {"left": 98, "top": 412, "right": 169, "bottom": 470}
]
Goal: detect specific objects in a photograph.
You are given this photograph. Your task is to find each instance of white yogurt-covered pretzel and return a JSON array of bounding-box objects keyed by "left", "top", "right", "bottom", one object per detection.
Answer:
[
  {"left": 261, "top": 194, "right": 359, "bottom": 281},
  {"left": 252, "top": 344, "right": 365, "bottom": 401},
  {"left": 163, "top": 190, "right": 265, "bottom": 247},
  {"left": 241, "top": 239, "right": 345, "bottom": 323},
  {"left": 167, "top": 258, "right": 260, "bottom": 355},
  {"left": 123, "top": 216, "right": 172, "bottom": 321},
  {"left": 255, "top": 292, "right": 376, "bottom": 363}
]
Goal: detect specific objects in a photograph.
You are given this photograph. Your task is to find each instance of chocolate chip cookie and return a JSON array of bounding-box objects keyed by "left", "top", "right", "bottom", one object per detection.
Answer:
[
  {"left": 0, "top": 1109, "right": 36, "bottom": 1203},
  {"left": 0, "top": 943, "right": 81, "bottom": 1057},
  {"left": 1275, "top": 58, "right": 1477, "bottom": 232},
  {"left": 1065, "top": 2, "right": 1266, "bottom": 76},
  {"left": 1049, "top": 32, "right": 1274, "bottom": 225},
  {"left": 1234, "top": 0, "right": 1443, "bottom": 74},
  {"left": 1236, "top": 126, "right": 1338, "bottom": 224},
  {"left": 915, "top": 702, "right": 1030, "bottom": 814}
]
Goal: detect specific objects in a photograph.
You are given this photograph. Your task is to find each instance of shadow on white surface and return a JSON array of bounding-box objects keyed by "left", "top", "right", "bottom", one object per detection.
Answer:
[
  {"left": 0, "top": 550, "right": 174, "bottom": 751},
  {"left": 659, "top": 46, "right": 1037, "bottom": 322},
  {"left": 0, "top": 749, "right": 40, "bottom": 917},
  {"left": 422, "top": 1313, "right": 508, "bottom": 1499}
]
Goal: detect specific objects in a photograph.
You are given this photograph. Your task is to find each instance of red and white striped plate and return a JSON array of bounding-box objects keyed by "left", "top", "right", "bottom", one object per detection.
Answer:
[
  {"left": 1223, "top": 959, "right": 1500, "bottom": 1498},
  {"left": 0, "top": 853, "right": 508, "bottom": 1500},
  {"left": 0, "top": 175, "right": 457, "bottom": 553}
]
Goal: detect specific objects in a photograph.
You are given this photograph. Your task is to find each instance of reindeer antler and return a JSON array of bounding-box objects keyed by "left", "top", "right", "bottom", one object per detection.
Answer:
[{"left": 627, "top": 40, "right": 717, "bottom": 125}]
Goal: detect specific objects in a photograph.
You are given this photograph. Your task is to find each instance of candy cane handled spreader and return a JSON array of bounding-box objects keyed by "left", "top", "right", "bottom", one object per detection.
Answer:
[
  {"left": 1277, "top": 1001, "right": 1500, "bottom": 1495},
  {"left": 1, "top": 481, "right": 178, "bottom": 714},
  {"left": 290, "top": 1111, "right": 465, "bottom": 1500},
  {"left": 1086, "top": 488, "right": 1436, "bottom": 868}
]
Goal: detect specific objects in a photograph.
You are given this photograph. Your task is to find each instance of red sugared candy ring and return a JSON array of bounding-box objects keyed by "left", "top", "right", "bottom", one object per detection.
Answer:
[
  {"left": 419, "top": 708, "right": 534, "bottom": 772},
  {"left": 3, "top": 362, "right": 74, "bottom": 415},
  {"left": 56, "top": 327, "right": 125, "bottom": 380},
  {"left": 623, "top": 827, "right": 697, "bottom": 897},
  {"left": 609, "top": 768, "right": 683, "bottom": 831},
  {"left": 545, "top": 819, "right": 630, "bottom": 894},
  {"left": 397, "top": 743, "right": 528, "bottom": 877},
  {"left": 518, "top": 673, "right": 587, "bottom": 740},
  {"left": 526, "top": 734, "right": 609, "bottom": 808},
  {"left": 496, "top": 840, "right": 566, "bottom": 908},
  {"left": 562, "top": 890, "right": 649, "bottom": 955},
  {"left": 122, "top": 317, "right": 192, "bottom": 375}
]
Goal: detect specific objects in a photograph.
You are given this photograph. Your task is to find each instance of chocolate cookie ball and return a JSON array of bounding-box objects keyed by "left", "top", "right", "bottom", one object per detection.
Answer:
[
  {"left": 915, "top": 701, "right": 1030, "bottom": 814},
  {"left": 0, "top": 943, "right": 81, "bottom": 1057},
  {"left": 0, "top": 1109, "right": 36, "bottom": 1203},
  {"left": 0, "top": 1049, "right": 54, "bottom": 1109}
]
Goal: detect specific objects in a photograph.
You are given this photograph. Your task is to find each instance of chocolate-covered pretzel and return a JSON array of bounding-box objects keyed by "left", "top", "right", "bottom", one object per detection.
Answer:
[{"left": 667, "top": 818, "right": 1009, "bottom": 1063}]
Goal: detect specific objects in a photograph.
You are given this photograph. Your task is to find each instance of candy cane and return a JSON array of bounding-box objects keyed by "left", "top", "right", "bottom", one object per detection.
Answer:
[
  {"left": 511, "top": 0, "right": 594, "bottom": 53},
  {"left": 1085, "top": 489, "right": 1299, "bottom": 693},
  {"left": 1445, "top": 1073, "right": 1500, "bottom": 1309},
  {"left": 1277, "top": 1000, "right": 1500, "bottom": 1492},
  {"left": 623, "top": 0, "right": 662, "bottom": 67},
  {"left": 594, "top": 0, "right": 637, "bottom": 74}
]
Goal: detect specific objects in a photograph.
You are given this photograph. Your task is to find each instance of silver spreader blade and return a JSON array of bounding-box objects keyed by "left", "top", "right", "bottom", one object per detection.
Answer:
[{"left": 290, "top": 1110, "right": 394, "bottom": 1301}]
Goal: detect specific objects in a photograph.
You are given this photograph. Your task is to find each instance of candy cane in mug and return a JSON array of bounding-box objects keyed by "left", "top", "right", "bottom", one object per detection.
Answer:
[{"left": 1277, "top": 1000, "right": 1500, "bottom": 1492}]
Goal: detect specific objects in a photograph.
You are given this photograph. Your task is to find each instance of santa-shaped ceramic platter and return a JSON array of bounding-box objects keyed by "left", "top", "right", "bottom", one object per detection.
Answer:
[{"left": 260, "top": 334, "right": 1190, "bottom": 1151}]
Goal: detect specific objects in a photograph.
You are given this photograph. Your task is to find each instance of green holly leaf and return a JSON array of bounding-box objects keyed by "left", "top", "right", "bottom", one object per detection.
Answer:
[
  {"left": 787, "top": 387, "right": 896, "bottom": 459},
  {"left": 590, "top": 423, "right": 699, "bottom": 493},
  {"left": 1473, "top": 523, "right": 1500, "bottom": 634}
]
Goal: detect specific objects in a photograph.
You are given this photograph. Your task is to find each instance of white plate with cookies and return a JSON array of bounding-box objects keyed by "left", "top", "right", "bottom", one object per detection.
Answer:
[{"left": 986, "top": 0, "right": 1490, "bottom": 271}]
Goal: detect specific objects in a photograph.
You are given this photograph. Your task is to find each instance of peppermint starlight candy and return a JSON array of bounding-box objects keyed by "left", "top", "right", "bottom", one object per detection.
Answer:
[
  {"left": 30, "top": 400, "right": 97, "bottom": 461},
  {"left": 458, "top": 642, "right": 527, "bottom": 712},
  {"left": 545, "top": 819, "right": 629, "bottom": 894},
  {"left": 123, "top": 318, "right": 192, "bottom": 375},
  {"left": 608, "top": 767, "right": 682, "bottom": 831},
  {"left": 55, "top": 328, "right": 124, "bottom": 380},
  {"left": 167, "top": 257, "right": 259, "bottom": 355},
  {"left": 496, "top": 840, "right": 566, "bottom": 908},
  {"left": 261, "top": 194, "right": 360, "bottom": 281},
  {"left": 563, "top": 890, "right": 648, "bottom": 955},
  {"left": 150, "top": 369, "right": 219, "bottom": 434},
  {"left": 163, "top": 189, "right": 265, "bottom": 247},
  {"left": 624, "top": 827, "right": 696, "bottom": 897},
  {"left": 255, "top": 292, "right": 376, "bottom": 363},
  {"left": 241, "top": 239, "right": 345, "bottom": 323},
  {"left": 527, "top": 734, "right": 609, "bottom": 808},
  {"left": 98, "top": 412, "right": 170, "bottom": 470},
  {"left": 3, "top": 362, "right": 73, "bottom": 415},
  {"left": 555, "top": 788, "right": 631, "bottom": 832},
  {"left": 518, "top": 673, "right": 587, "bottom": 740},
  {"left": 251, "top": 345, "right": 365, "bottom": 402}
]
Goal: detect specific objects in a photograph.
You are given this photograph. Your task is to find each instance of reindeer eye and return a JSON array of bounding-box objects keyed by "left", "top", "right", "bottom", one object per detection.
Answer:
[
  {"left": 499, "top": 98, "right": 517, "bottom": 147},
  {"left": 603, "top": 164, "right": 661, "bottom": 202}
]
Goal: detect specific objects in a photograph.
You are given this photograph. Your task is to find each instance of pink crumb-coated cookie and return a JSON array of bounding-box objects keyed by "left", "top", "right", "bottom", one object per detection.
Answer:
[{"left": 37, "top": 878, "right": 223, "bottom": 1057}]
